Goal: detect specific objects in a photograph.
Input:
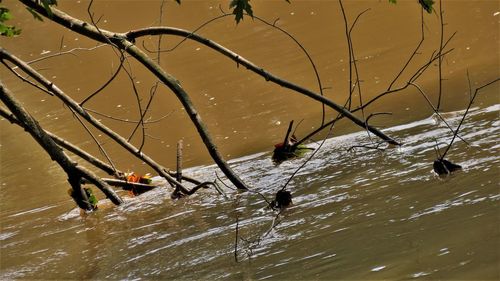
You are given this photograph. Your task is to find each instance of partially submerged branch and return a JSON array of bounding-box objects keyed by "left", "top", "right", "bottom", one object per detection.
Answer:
[
  {"left": 409, "top": 82, "right": 469, "bottom": 145},
  {"left": 440, "top": 77, "right": 500, "bottom": 160},
  {"left": 124, "top": 27, "right": 399, "bottom": 145},
  {"left": 0, "top": 47, "right": 191, "bottom": 194},
  {"left": 272, "top": 120, "right": 316, "bottom": 164},
  {"left": 0, "top": 82, "right": 123, "bottom": 209},
  {"left": 19, "top": 0, "right": 250, "bottom": 190},
  {"left": 433, "top": 77, "right": 499, "bottom": 175},
  {"left": 0, "top": 107, "right": 121, "bottom": 177}
]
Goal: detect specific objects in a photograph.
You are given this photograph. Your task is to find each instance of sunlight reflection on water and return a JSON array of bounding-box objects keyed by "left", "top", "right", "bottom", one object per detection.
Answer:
[{"left": 1, "top": 104, "right": 499, "bottom": 280}]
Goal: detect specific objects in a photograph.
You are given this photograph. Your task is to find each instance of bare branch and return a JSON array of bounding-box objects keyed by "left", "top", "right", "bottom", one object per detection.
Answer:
[
  {"left": 84, "top": 106, "right": 173, "bottom": 124},
  {"left": 26, "top": 44, "right": 107, "bottom": 65},
  {"left": 440, "top": 77, "right": 500, "bottom": 159},
  {"left": 1, "top": 60, "right": 54, "bottom": 97},
  {"left": 0, "top": 107, "right": 121, "bottom": 177},
  {"left": 387, "top": 8, "right": 425, "bottom": 91},
  {"left": 0, "top": 82, "right": 123, "bottom": 207},
  {"left": 0, "top": 47, "right": 191, "bottom": 194},
  {"left": 125, "top": 27, "right": 398, "bottom": 145},
  {"left": 18, "top": 1, "right": 253, "bottom": 189},
  {"left": 409, "top": 82, "right": 469, "bottom": 145}
]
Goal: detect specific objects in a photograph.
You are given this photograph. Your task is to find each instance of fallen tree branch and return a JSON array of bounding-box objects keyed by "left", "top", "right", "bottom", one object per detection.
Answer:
[
  {"left": 0, "top": 107, "right": 121, "bottom": 177},
  {"left": 0, "top": 82, "right": 123, "bottom": 208},
  {"left": 0, "top": 47, "right": 191, "bottom": 194},
  {"left": 19, "top": 0, "right": 250, "bottom": 190},
  {"left": 440, "top": 77, "right": 500, "bottom": 159},
  {"left": 70, "top": 109, "right": 120, "bottom": 176},
  {"left": 409, "top": 82, "right": 469, "bottom": 145},
  {"left": 124, "top": 26, "right": 399, "bottom": 145}
]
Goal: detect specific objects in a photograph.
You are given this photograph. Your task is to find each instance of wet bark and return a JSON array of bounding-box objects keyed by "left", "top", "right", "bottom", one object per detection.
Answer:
[
  {"left": 0, "top": 47, "right": 192, "bottom": 193},
  {"left": 0, "top": 107, "right": 120, "bottom": 177},
  {"left": 125, "top": 27, "right": 399, "bottom": 145},
  {"left": 0, "top": 82, "right": 123, "bottom": 208},
  {"left": 18, "top": 0, "right": 399, "bottom": 184},
  {"left": 18, "top": 0, "right": 250, "bottom": 190}
]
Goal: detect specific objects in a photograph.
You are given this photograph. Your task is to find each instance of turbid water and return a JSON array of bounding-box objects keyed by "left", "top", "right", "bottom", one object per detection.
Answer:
[{"left": 1, "top": 0, "right": 499, "bottom": 280}]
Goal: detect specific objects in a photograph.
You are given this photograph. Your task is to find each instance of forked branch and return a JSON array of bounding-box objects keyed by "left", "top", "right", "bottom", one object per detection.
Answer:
[
  {"left": 0, "top": 47, "right": 192, "bottom": 194},
  {"left": 0, "top": 82, "right": 123, "bottom": 208},
  {"left": 125, "top": 26, "right": 398, "bottom": 145}
]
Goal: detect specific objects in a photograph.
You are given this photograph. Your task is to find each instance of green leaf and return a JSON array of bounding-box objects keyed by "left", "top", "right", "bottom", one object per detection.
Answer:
[
  {"left": 0, "top": 7, "right": 12, "bottom": 21},
  {"left": 40, "top": 0, "right": 57, "bottom": 18},
  {"left": 0, "top": 7, "right": 21, "bottom": 37},
  {"left": 418, "top": 0, "right": 434, "bottom": 14},
  {"left": 84, "top": 187, "right": 99, "bottom": 209},
  {"left": 26, "top": 7, "right": 44, "bottom": 22},
  {"left": 388, "top": 0, "right": 397, "bottom": 4},
  {"left": 41, "top": 0, "right": 53, "bottom": 18},
  {"left": 229, "top": 0, "right": 253, "bottom": 24}
]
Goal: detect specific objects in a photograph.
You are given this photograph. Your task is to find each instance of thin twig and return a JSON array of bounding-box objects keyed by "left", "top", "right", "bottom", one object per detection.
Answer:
[
  {"left": 440, "top": 77, "right": 500, "bottom": 159},
  {"left": 26, "top": 44, "right": 107, "bottom": 65},
  {"left": 80, "top": 52, "right": 125, "bottom": 106},
  {"left": 409, "top": 82, "right": 469, "bottom": 145},
  {"left": 70, "top": 108, "right": 120, "bottom": 174},
  {"left": 0, "top": 106, "right": 121, "bottom": 177},
  {"left": 348, "top": 141, "right": 386, "bottom": 152},
  {"left": 252, "top": 15, "right": 327, "bottom": 126},
  {"left": 339, "top": 0, "right": 354, "bottom": 109},
  {"left": 387, "top": 8, "right": 425, "bottom": 91},
  {"left": 348, "top": 7, "right": 370, "bottom": 117},
  {"left": 156, "top": 0, "right": 166, "bottom": 64},
  {"left": 1, "top": 60, "right": 54, "bottom": 96},
  {"left": 123, "top": 66, "right": 147, "bottom": 149},
  {"left": 436, "top": 0, "right": 445, "bottom": 111},
  {"left": 356, "top": 47, "right": 454, "bottom": 113},
  {"left": 84, "top": 106, "right": 172, "bottom": 124},
  {"left": 281, "top": 120, "right": 336, "bottom": 192},
  {"left": 366, "top": 112, "right": 392, "bottom": 126}
]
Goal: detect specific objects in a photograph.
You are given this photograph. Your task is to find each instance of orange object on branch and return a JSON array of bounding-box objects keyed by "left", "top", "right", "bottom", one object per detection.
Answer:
[{"left": 125, "top": 173, "right": 152, "bottom": 184}]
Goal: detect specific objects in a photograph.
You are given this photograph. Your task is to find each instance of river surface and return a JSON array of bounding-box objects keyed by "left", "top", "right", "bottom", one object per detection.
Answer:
[{"left": 1, "top": 0, "right": 499, "bottom": 280}]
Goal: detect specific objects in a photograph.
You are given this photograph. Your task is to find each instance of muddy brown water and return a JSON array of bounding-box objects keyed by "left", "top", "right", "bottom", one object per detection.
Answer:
[{"left": 1, "top": 0, "right": 499, "bottom": 279}]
